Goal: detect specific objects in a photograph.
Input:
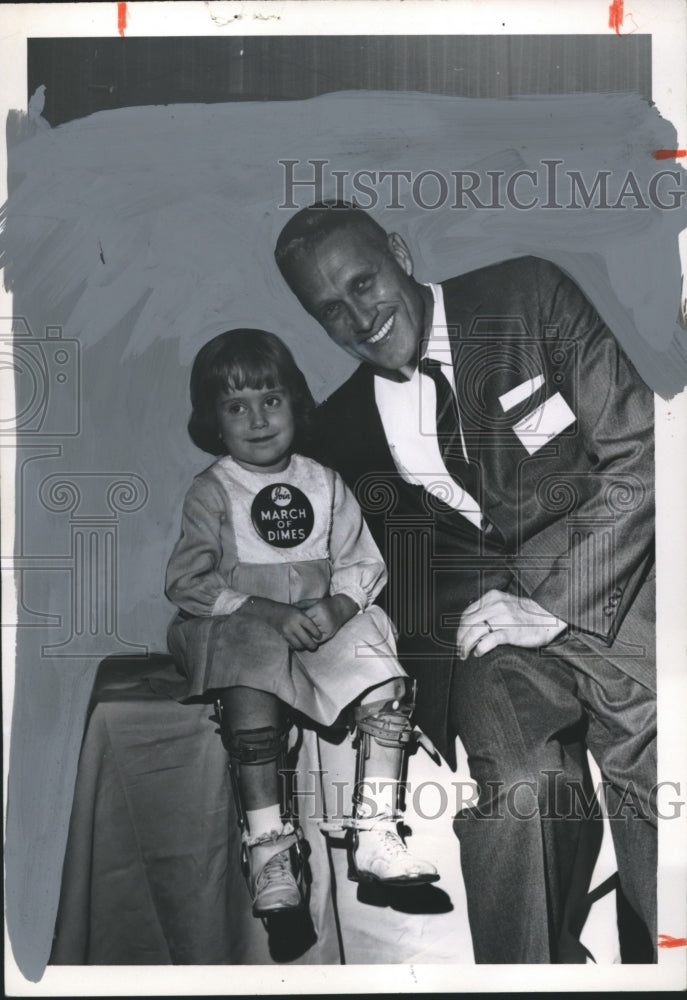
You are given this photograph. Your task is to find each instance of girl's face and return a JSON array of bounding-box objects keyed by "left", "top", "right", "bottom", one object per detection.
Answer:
[{"left": 216, "top": 383, "right": 295, "bottom": 473}]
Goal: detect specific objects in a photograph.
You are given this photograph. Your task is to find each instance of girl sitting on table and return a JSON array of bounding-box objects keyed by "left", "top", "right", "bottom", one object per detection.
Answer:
[{"left": 166, "top": 328, "right": 439, "bottom": 919}]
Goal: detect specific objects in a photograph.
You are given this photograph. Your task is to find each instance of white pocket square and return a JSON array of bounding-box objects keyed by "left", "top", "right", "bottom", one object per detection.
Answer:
[
  {"left": 512, "top": 392, "right": 576, "bottom": 454},
  {"left": 498, "top": 373, "right": 545, "bottom": 412}
]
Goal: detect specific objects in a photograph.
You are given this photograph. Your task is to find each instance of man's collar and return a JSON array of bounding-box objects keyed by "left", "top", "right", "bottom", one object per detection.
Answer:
[{"left": 424, "top": 282, "right": 453, "bottom": 366}]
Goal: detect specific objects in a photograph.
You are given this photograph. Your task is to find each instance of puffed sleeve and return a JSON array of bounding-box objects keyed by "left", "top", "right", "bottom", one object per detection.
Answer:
[
  {"left": 327, "top": 469, "right": 387, "bottom": 611},
  {"left": 165, "top": 473, "right": 250, "bottom": 618}
]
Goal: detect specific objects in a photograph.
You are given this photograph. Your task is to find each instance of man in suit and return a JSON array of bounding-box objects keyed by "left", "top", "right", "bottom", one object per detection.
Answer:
[{"left": 274, "top": 202, "right": 656, "bottom": 963}]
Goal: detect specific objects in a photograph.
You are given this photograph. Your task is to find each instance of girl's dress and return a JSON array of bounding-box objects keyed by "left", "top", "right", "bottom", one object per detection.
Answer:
[{"left": 166, "top": 453, "right": 404, "bottom": 726}]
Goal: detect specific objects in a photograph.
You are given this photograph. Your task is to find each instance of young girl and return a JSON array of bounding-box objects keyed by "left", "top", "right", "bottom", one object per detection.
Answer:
[{"left": 166, "top": 329, "right": 438, "bottom": 918}]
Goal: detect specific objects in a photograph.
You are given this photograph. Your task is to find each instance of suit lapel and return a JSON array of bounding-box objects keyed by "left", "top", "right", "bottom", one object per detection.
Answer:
[
  {"left": 443, "top": 276, "right": 547, "bottom": 539},
  {"left": 357, "top": 367, "right": 400, "bottom": 477}
]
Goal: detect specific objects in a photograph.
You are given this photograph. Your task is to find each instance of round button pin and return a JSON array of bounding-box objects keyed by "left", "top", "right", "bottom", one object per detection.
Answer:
[{"left": 251, "top": 483, "right": 315, "bottom": 548}]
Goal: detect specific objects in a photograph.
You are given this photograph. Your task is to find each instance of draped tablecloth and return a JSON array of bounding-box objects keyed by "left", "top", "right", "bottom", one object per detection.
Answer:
[{"left": 49, "top": 655, "right": 341, "bottom": 966}]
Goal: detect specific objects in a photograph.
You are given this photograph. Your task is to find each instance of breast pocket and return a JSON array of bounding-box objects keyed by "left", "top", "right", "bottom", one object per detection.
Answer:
[{"left": 511, "top": 392, "right": 576, "bottom": 455}]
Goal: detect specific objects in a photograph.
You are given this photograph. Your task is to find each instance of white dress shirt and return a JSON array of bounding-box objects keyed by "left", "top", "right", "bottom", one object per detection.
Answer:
[{"left": 374, "top": 283, "right": 484, "bottom": 530}]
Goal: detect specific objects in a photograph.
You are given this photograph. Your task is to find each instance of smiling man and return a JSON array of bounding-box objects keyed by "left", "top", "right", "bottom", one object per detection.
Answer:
[{"left": 274, "top": 201, "right": 656, "bottom": 964}]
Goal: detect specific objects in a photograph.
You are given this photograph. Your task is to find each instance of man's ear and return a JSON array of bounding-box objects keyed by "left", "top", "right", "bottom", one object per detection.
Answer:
[{"left": 387, "top": 232, "right": 414, "bottom": 275}]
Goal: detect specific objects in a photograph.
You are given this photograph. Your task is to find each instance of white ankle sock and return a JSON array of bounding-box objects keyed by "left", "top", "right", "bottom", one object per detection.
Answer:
[
  {"left": 246, "top": 804, "right": 282, "bottom": 839},
  {"left": 356, "top": 775, "right": 398, "bottom": 819}
]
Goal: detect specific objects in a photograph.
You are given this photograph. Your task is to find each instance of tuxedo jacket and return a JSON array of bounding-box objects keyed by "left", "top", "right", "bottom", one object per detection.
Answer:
[{"left": 308, "top": 256, "right": 655, "bottom": 757}]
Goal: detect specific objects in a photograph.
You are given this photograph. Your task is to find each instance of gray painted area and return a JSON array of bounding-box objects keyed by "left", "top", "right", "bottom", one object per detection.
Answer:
[{"left": 1, "top": 91, "right": 685, "bottom": 980}]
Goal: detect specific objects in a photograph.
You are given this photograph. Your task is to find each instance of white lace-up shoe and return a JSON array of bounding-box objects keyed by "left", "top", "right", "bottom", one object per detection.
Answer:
[{"left": 350, "top": 813, "right": 439, "bottom": 886}]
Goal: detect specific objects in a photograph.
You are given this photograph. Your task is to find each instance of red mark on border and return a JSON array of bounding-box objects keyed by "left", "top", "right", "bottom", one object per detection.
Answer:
[
  {"left": 658, "top": 934, "right": 687, "bottom": 949},
  {"left": 118, "top": 2, "right": 128, "bottom": 37},
  {"left": 608, "top": 0, "right": 624, "bottom": 33},
  {"left": 652, "top": 149, "right": 687, "bottom": 160}
]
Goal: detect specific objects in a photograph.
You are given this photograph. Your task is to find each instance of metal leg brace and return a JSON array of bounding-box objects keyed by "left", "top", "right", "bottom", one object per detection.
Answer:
[
  {"left": 320, "top": 680, "right": 439, "bottom": 886},
  {"left": 212, "top": 699, "right": 310, "bottom": 916}
]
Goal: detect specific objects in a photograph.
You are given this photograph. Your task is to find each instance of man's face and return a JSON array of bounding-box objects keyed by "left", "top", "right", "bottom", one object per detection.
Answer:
[{"left": 286, "top": 227, "right": 430, "bottom": 377}]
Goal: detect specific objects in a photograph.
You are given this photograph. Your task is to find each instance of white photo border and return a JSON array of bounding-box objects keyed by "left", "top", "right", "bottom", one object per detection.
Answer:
[{"left": 1, "top": 1, "right": 686, "bottom": 994}]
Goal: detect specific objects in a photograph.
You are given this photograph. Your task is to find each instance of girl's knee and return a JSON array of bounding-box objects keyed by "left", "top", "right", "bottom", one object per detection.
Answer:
[
  {"left": 220, "top": 685, "right": 283, "bottom": 727},
  {"left": 360, "top": 676, "right": 407, "bottom": 705}
]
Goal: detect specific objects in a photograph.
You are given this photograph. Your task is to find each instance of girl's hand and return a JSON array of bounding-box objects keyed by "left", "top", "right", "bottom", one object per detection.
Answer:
[
  {"left": 245, "top": 596, "right": 322, "bottom": 651},
  {"left": 301, "top": 594, "right": 358, "bottom": 644}
]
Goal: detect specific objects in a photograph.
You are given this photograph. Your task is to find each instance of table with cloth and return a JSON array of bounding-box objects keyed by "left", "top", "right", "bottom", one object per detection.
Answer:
[{"left": 49, "top": 655, "right": 341, "bottom": 965}]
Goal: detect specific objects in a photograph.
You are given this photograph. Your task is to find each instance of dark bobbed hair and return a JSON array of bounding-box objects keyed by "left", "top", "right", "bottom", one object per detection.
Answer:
[
  {"left": 274, "top": 200, "right": 389, "bottom": 296},
  {"left": 188, "top": 328, "right": 315, "bottom": 457}
]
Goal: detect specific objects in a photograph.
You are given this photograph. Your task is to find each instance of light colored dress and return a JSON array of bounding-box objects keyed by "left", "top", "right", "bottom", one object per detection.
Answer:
[{"left": 166, "top": 453, "right": 404, "bottom": 725}]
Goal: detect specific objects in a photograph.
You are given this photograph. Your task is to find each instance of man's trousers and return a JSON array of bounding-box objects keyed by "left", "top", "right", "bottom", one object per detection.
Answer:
[{"left": 450, "top": 637, "right": 656, "bottom": 964}]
